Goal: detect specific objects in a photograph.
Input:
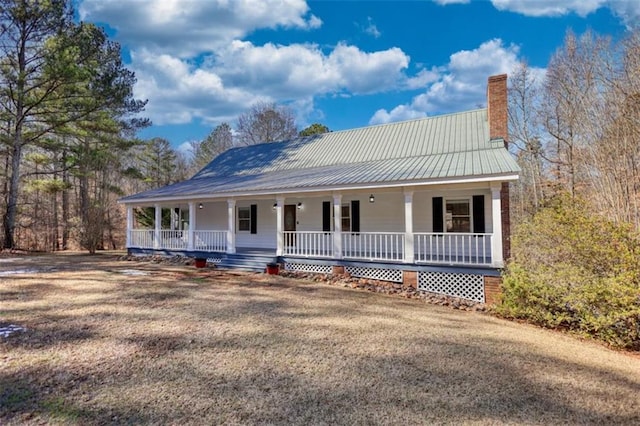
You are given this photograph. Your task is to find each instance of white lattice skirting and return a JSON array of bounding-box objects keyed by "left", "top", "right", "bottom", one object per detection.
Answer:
[
  {"left": 206, "top": 257, "right": 223, "bottom": 264},
  {"left": 345, "top": 266, "right": 403, "bottom": 283},
  {"left": 285, "top": 263, "right": 333, "bottom": 274},
  {"left": 418, "top": 271, "right": 484, "bottom": 303}
]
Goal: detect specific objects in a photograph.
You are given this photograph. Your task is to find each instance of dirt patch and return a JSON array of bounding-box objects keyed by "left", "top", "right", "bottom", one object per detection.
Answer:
[{"left": 1, "top": 252, "right": 639, "bottom": 425}]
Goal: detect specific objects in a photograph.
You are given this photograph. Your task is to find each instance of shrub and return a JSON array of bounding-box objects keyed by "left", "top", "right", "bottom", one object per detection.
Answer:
[{"left": 497, "top": 196, "right": 640, "bottom": 350}]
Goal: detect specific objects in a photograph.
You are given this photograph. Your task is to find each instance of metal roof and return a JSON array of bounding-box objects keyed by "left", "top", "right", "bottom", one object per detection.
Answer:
[{"left": 121, "top": 108, "right": 520, "bottom": 203}]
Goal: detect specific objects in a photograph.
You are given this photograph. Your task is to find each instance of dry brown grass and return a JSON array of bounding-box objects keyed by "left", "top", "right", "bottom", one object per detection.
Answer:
[{"left": 1, "top": 253, "right": 639, "bottom": 425}]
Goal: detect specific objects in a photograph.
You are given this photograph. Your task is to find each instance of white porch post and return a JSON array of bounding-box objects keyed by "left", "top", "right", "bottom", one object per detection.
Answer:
[
  {"left": 276, "top": 196, "right": 284, "bottom": 256},
  {"left": 126, "top": 205, "right": 133, "bottom": 248},
  {"left": 227, "top": 199, "right": 236, "bottom": 254},
  {"left": 154, "top": 204, "right": 162, "bottom": 249},
  {"left": 491, "top": 184, "right": 504, "bottom": 267},
  {"left": 188, "top": 201, "right": 195, "bottom": 251},
  {"left": 333, "top": 194, "right": 342, "bottom": 259},
  {"left": 170, "top": 208, "right": 178, "bottom": 230},
  {"left": 404, "top": 191, "right": 414, "bottom": 263}
]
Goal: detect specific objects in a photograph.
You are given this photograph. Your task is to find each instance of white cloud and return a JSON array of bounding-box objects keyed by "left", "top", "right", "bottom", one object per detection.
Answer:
[
  {"left": 405, "top": 68, "right": 441, "bottom": 90},
  {"left": 433, "top": 0, "right": 639, "bottom": 28},
  {"left": 129, "top": 41, "right": 409, "bottom": 125},
  {"left": 370, "top": 39, "right": 544, "bottom": 125},
  {"left": 432, "top": 0, "right": 471, "bottom": 4},
  {"left": 364, "top": 17, "right": 381, "bottom": 38},
  {"left": 131, "top": 49, "right": 260, "bottom": 125},
  {"left": 370, "top": 105, "right": 427, "bottom": 125},
  {"left": 78, "top": 0, "right": 411, "bottom": 126},
  {"left": 177, "top": 141, "right": 195, "bottom": 158},
  {"left": 79, "top": 0, "right": 322, "bottom": 57},
  {"left": 491, "top": 0, "right": 606, "bottom": 17},
  {"left": 490, "top": 0, "right": 640, "bottom": 27}
]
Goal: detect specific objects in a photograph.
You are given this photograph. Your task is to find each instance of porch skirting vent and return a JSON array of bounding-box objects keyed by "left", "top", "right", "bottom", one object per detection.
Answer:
[
  {"left": 345, "top": 266, "right": 403, "bottom": 283},
  {"left": 418, "top": 271, "right": 484, "bottom": 303},
  {"left": 284, "top": 263, "right": 333, "bottom": 274},
  {"left": 207, "top": 256, "right": 223, "bottom": 264}
]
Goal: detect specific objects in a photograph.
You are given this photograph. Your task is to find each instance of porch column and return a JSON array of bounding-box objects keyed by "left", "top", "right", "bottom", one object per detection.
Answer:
[
  {"left": 333, "top": 194, "right": 342, "bottom": 259},
  {"left": 491, "top": 184, "right": 504, "bottom": 267},
  {"left": 404, "top": 191, "right": 414, "bottom": 263},
  {"left": 227, "top": 199, "right": 236, "bottom": 254},
  {"left": 170, "top": 208, "right": 178, "bottom": 230},
  {"left": 126, "top": 205, "right": 133, "bottom": 248},
  {"left": 188, "top": 201, "right": 195, "bottom": 251},
  {"left": 276, "top": 196, "right": 285, "bottom": 256},
  {"left": 154, "top": 204, "right": 161, "bottom": 249}
]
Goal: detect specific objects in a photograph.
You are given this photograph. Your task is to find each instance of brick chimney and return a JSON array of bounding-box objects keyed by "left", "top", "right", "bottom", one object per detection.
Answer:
[
  {"left": 486, "top": 74, "right": 511, "bottom": 261},
  {"left": 487, "top": 74, "right": 508, "bottom": 146}
]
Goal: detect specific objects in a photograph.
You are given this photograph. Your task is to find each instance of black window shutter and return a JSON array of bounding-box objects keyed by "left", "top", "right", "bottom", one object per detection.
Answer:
[
  {"left": 322, "top": 201, "right": 331, "bottom": 232},
  {"left": 250, "top": 204, "right": 257, "bottom": 234},
  {"left": 432, "top": 197, "right": 443, "bottom": 232},
  {"left": 473, "top": 195, "right": 485, "bottom": 233},
  {"left": 351, "top": 200, "right": 360, "bottom": 233}
]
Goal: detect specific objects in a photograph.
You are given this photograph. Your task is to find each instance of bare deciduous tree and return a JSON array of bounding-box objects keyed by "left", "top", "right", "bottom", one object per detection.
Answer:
[
  {"left": 235, "top": 102, "right": 298, "bottom": 146},
  {"left": 508, "top": 62, "right": 546, "bottom": 218}
]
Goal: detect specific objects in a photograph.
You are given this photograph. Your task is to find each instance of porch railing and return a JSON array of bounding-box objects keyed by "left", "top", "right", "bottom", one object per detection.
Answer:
[
  {"left": 414, "top": 233, "right": 492, "bottom": 265},
  {"left": 342, "top": 232, "right": 405, "bottom": 261},
  {"left": 283, "top": 231, "right": 333, "bottom": 257},
  {"left": 194, "top": 230, "right": 227, "bottom": 252},
  {"left": 159, "top": 230, "right": 187, "bottom": 250},
  {"left": 128, "top": 229, "right": 226, "bottom": 252},
  {"left": 129, "top": 229, "right": 154, "bottom": 248},
  {"left": 129, "top": 228, "right": 493, "bottom": 266}
]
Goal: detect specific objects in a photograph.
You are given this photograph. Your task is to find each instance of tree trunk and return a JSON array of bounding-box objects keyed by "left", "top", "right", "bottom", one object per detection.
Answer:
[
  {"left": 61, "top": 150, "right": 70, "bottom": 250},
  {"left": 3, "top": 135, "right": 23, "bottom": 249}
]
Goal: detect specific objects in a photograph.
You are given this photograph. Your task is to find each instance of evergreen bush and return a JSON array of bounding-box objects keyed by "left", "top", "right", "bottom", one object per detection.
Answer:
[{"left": 497, "top": 196, "right": 640, "bottom": 350}]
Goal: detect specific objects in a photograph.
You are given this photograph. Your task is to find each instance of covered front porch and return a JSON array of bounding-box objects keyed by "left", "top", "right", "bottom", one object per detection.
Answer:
[{"left": 125, "top": 183, "right": 505, "bottom": 268}]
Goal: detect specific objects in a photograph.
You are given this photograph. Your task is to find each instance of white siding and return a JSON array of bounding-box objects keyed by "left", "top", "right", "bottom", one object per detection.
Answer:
[
  {"left": 235, "top": 199, "right": 277, "bottom": 249},
  {"left": 290, "top": 197, "right": 325, "bottom": 232},
  {"left": 358, "top": 192, "right": 404, "bottom": 232},
  {"left": 177, "top": 184, "right": 496, "bottom": 249},
  {"left": 195, "top": 201, "right": 227, "bottom": 230}
]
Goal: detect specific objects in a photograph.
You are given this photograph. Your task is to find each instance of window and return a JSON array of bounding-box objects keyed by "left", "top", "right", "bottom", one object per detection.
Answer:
[
  {"left": 238, "top": 207, "right": 250, "bottom": 231},
  {"left": 341, "top": 204, "right": 351, "bottom": 231},
  {"left": 445, "top": 199, "right": 471, "bottom": 232}
]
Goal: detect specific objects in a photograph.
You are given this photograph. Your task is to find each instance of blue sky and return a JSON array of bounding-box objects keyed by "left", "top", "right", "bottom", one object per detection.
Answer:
[{"left": 76, "top": 0, "right": 637, "bottom": 152}]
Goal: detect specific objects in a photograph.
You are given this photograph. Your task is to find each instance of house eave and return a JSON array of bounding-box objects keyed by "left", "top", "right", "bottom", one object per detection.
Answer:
[{"left": 119, "top": 173, "right": 519, "bottom": 206}]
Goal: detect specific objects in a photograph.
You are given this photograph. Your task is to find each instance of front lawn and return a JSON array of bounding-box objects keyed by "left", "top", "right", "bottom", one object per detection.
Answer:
[{"left": 1, "top": 253, "right": 639, "bottom": 424}]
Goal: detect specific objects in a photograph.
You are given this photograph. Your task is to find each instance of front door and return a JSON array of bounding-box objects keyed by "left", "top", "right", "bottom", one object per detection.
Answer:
[{"left": 284, "top": 204, "right": 297, "bottom": 246}]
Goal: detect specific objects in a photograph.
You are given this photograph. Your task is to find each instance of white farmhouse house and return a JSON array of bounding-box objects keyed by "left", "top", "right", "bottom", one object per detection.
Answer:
[{"left": 120, "top": 75, "right": 519, "bottom": 303}]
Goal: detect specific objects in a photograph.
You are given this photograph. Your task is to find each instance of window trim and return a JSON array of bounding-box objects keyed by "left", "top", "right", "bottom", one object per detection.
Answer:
[
  {"left": 341, "top": 203, "right": 351, "bottom": 232},
  {"left": 237, "top": 206, "right": 251, "bottom": 232},
  {"left": 444, "top": 197, "right": 473, "bottom": 233}
]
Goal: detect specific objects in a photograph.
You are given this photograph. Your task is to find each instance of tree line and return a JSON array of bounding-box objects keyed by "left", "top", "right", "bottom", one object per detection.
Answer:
[
  {"left": 502, "top": 29, "right": 640, "bottom": 349},
  {"left": 509, "top": 29, "right": 640, "bottom": 227},
  {"left": 0, "top": 0, "right": 328, "bottom": 256}
]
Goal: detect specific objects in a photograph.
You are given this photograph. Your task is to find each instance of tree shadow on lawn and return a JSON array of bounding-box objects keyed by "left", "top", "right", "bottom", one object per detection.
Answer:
[
  {"left": 3, "top": 262, "right": 640, "bottom": 424},
  {"left": 167, "top": 332, "right": 640, "bottom": 425},
  {"left": 3, "top": 308, "right": 640, "bottom": 424}
]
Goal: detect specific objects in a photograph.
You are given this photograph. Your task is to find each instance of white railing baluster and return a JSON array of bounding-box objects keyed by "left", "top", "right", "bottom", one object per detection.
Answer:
[
  {"left": 282, "top": 231, "right": 334, "bottom": 258},
  {"left": 412, "top": 232, "right": 493, "bottom": 265},
  {"left": 339, "top": 232, "right": 405, "bottom": 261}
]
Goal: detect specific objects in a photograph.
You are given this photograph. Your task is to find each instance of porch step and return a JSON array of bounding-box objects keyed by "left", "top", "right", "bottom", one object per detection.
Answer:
[{"left": 216, "top": 252, "right": 278, "bottom": 273}]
